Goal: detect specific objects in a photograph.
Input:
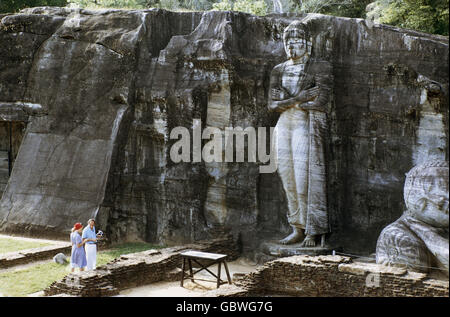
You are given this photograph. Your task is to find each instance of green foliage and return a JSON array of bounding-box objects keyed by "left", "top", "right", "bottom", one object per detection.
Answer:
[
  {"left": 297, "top": 0, "right": 371, "bottom": 18},
  {"left": 0, "top": 0, "right": 68, "bottom": 13},
  {"left": 212, "top": 0, "right": 267, "bottom": 16},
  {"left": 233, "top": 0, "right": 267, "bottom": 15},
  {"left": 367, "top": 0, "right": 449, "bottom": 35},
  {"left": 212, "top": 0, "right": 232, "bottom": 10},
  {"left": 157, "top": 0, "right": 178, "bottom": 9},
  {"left": 68, "top": 0, "right": 148, "bottom": 9},
  {"left": 179, "top": 0, "right": 214, "bottom": 10},
  {"left": 69, "top": 0, "right": 217, "bottom": 10}
]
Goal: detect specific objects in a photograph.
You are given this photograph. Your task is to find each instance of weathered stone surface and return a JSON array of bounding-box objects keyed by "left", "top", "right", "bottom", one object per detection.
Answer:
[
  {"left": 227, "top": 255, "right": 449, "bottom": 297},
  {"left": 260, "top": 241, "right": 333, "bottom": 257},
  {"left": 338, "top": 262, "right": 407, "bottom": 276},
  {"left": 0, "top": 8, "right": 448, "bottom": 258},
  {"left": 53, "top": 252, "right": 68, "bottom": 264}
]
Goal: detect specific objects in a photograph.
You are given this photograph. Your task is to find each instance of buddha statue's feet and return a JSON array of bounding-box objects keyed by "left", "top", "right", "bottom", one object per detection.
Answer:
[
  {"left": 300, "top": 235, "right": 316, "bottom": 247},
  {"left": 279, "top": 228, "right": 304, "bottom": 245}
]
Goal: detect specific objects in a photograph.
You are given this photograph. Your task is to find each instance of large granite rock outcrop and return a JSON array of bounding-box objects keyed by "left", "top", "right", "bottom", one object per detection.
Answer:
[{"left": 0, "top": 7, "right": 448, "bottom": 256}]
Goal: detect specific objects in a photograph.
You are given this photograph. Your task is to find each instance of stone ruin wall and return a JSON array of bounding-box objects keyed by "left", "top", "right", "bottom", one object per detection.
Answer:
[
  {"left": 44, "top": 235, "right": 239, "bottom": 297},
  {"left": 43, "top": 241, "right": 449, "bottom": 297},
  {"left": 230, "top": 255, "right": 449, "bottom": 297},
  {"left": 0, "top": 7, "right": 448, "bottom": 257}
]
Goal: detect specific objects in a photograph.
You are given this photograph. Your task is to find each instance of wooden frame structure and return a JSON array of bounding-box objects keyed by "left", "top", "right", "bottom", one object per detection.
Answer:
[{"left": 180, "top": 250, "right": 232, "bottom": 289}]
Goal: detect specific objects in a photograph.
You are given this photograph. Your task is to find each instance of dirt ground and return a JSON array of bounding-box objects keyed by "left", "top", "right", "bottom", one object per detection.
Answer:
[{"left": 118, "top": 258, "right": 259, "bottom": 297}]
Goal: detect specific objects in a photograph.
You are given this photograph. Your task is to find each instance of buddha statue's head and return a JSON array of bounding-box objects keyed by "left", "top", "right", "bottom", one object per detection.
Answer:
[
  {"left": 404, "top": 160, "right": 449, "bottom": 228},
  {"left": 283, "top": 21, "right": 312, "bottom": 61}
]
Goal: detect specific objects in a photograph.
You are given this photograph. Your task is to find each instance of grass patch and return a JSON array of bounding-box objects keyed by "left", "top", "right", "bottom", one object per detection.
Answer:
[
  {"left": 97, "top": 242, "right": 165, "bottom": 266},
  {"left": 0, "top": 242, "right": 164, "bottom": 297},
  {"left": 0, "top": 237, "right": 53, "bottom": 255},
  {"left": 0, "top": 262, "right": 69, "bottom": 297}
]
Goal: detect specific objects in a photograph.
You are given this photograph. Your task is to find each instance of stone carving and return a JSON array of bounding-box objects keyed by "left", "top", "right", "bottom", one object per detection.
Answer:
[
  {"left": 413, "top": 74, "right": 446, "bottom": 166},
  {"left": 0, "top": 8, "right": 448, "bottom": 256},
  {"left": 268, "top": 20, "right": 332, "bottom": 247},
  {"left": 376, "top": 161, "right": 449, "bottom": 276}
]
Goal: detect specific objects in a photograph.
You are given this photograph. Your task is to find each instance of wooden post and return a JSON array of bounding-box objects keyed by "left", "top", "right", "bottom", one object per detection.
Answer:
[
  {"left": 180, "top": 257, "right": 185, "bottom": 287},
  {"left": 188, "top": 259, "right": 194, "bottom": 282},
  {"left": 217, "top": 261, "right": 222, "bottom": 289},
  {"left": 223, "top": 261, "right": 232, "bottom": 284}
]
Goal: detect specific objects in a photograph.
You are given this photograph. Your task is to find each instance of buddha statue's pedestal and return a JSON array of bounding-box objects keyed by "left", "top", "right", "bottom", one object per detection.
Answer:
[{"left": 260, "top": 240, "right": 336, "bottom": 257}]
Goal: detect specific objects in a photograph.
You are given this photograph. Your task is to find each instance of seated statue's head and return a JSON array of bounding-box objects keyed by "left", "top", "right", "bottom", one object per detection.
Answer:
[
  {"left": 404, "top": 160, "right": 449, "bottom": 228},
  {"left": 283, "top": 21, "right": 311, "bottom": 61}
]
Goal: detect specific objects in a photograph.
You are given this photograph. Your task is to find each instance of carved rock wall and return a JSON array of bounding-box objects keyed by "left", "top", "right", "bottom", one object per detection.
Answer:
[{"left": 0, "top": 8, "right": 448, "bottom": 256}]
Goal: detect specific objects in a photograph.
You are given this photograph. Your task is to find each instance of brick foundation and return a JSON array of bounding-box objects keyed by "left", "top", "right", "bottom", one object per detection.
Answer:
[
  {"left": 224, "top": 255, "right": 449, "bottom": 297},
  {"left": 44, "top": 242, "right": 448, "bottom": 297}
]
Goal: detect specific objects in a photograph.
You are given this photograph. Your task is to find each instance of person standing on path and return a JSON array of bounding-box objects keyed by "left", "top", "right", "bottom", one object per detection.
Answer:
[
  {"left": 82, "top": 218, "right": 100, "bottom": 270},
  {"left": 70, "top": 223, "right": 87, "bottom": 272}
]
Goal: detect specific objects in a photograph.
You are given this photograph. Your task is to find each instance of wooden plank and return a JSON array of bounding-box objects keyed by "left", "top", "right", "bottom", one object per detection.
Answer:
[
  {"left": 181, "top": 278, "right": 228, "bottom": 284},
  {"left": 188, "top": 259, "right": 194, "bottom": 282},
  {"left": 223, "top": 261, "right": 232, "bottom": 284},
  {"left": 180, "top": 250, "right": 227, "bottom": 261},
  {"left": 192, "top": 259, "right": 220, "bottom": 278},
  {"left": 217, "top": 261, "right": 222, "bottom": 288},
  {"left": 180, "top": 257, "right": 185, "bottom": 287}
]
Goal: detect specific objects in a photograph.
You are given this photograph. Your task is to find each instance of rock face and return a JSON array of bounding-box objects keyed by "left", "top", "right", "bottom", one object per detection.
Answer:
[{"left": 0, "top": 7, "right": 448, "bottom": 257}]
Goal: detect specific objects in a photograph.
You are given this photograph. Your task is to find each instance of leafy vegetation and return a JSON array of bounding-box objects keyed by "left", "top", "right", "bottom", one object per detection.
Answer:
[
  {"left": 67, "top": 0, "right": 267, "bottom": 14},
  {"left": 295, "top": 0, "right": 372, "bottom": 18},
  {"left": 212, "top": 0, "right": 267, "bottom": 16},
  {"left": 0, "top": 0, "right": 67, "bottom": 13},
  {"left": 0, "top": 241, "right": 163, "bottom": 296},
  {"left": 366, "top": 0, "right": 449, "bottom": 35}
]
